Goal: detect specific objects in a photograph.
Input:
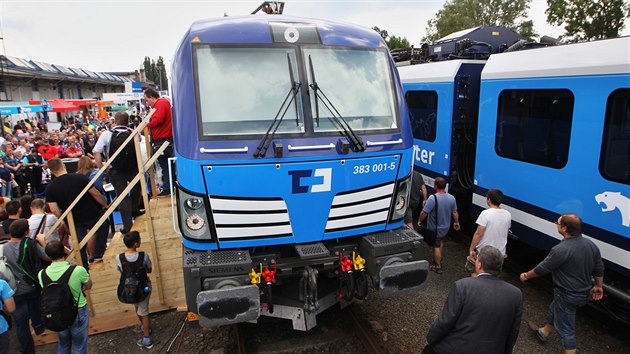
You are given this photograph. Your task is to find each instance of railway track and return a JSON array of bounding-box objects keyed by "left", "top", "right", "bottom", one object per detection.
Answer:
[{"left": 231, "top": 305, "right": 385, "bottom": 354}]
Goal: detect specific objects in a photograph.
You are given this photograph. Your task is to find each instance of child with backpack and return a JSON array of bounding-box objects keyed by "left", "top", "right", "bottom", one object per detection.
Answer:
[
  {"left": 38, "top": 240, "right": 91, "bottom": 354},
  {"left": 116, "top": 231, "right": 153, "bottom": 349}
]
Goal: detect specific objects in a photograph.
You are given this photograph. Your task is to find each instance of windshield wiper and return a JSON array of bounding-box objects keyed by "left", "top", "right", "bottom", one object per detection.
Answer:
[
  {"left": 308, "top": 55, "right": 365, "bottom": 152},
  {"left": 253, "top": 53, "right": 301, "bottom": 158}
]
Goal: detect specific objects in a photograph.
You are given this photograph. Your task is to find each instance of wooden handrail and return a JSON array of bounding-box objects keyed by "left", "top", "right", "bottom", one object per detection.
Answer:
[
  {"left": 41, "top": 107, "right": 173, "bottom": 310},
  {"left": 65, "top": 142, "right": 170, "bottom": 259},
  {"left": 134, "top": 130, "right": 164, "bottom": 304},
  {"left": 43, "top": 109, "right": 156, "bottom": 241}
]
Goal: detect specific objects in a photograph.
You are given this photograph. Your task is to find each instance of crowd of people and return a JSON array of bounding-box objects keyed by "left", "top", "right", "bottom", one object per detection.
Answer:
[
  {"left": 409, "top": 177, "right": 605, "bottom": 354},
  {"left": 0, "top": 87, "right": 605, "bottom": 353},
  {"left": 0, "top": 107, "right": 147, "bottom": 200},
  {"left": 0, "top": 88, "right": 172, "bottom": 353}
]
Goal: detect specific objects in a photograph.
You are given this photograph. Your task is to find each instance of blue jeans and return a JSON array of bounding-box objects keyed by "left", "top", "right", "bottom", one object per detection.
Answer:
[
  {"left": 109, "top": 170, "right": 140, "bottom": 233},
  {"left": 13, "top": 292, "right": 43, "bottom": 354},
  {"left": 546, "top": 287, "right": 589, "bottom": 350},
  {"left": 0, "top": 182, "right": 11, "bottom": 199},
  {"left": 57, "top": 306, "right": 89, "bottom": 354},
  {"left": 152, "top": 138, "right": 173, "bottom": 192}
]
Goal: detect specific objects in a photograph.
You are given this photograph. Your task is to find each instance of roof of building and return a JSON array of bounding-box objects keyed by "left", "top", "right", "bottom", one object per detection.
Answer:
[{"left": 0, "top": 55, "right": 133, "bottom": 85}]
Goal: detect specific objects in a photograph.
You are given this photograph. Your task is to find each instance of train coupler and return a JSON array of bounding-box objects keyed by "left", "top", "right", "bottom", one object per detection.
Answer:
[{"left": 299, "top": 266, "right": 319, "bottom": 313}]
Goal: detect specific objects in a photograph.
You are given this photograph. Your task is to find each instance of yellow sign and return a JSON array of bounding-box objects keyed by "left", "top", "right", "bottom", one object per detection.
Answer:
[
  {"left": 192, "top": 36, "right": 201, "bottom": 43},
  {"left": 492, "top": 31, "right": 500, "bottom": 36},
  {"left": 187, "top": 312, "right": 199, "bottom": 322}
]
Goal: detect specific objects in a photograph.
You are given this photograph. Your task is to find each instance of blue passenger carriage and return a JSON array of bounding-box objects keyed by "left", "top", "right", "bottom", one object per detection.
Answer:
[
  {"left": 170, "top": 15, "right": 428, "bottom": 330},
  {"left": 399, "top": 36, "right": 630, "bottom": 319},
  {"left": 398, "top": 59, "right": 485, "bottom": 220},
  {"left": 474, "top": 38, "right": 630, "bottom": 308}
]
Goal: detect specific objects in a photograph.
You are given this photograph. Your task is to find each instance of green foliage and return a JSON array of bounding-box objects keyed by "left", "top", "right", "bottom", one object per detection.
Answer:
[
  {"left": 372, "top": 26, "right": 411, "bottom": 49},
  {"left": 424, "top": 0, "right": 536, "bottom": 42},
  {"left": 546, "top": 0, "right": 629, "bottom": 42},
  {"left": 142, "top": 56, "right": 169, "bottom": 90},
  {"left": 387, "top": 35, "right": 410, "bottom": 49}
]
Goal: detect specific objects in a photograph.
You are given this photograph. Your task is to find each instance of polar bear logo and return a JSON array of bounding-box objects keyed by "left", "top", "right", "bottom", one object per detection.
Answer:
[{"left": 595, "top": 192, "right": 629, "bottom": 227}]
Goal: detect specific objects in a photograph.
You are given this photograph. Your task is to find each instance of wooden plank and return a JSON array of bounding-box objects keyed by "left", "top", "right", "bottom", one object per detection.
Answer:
[
  {"left": 36, "top": 196, "right": 187, "bottom": 346},
  {"left": 34, "top": 302, "right": 182, "bottom": 345}
]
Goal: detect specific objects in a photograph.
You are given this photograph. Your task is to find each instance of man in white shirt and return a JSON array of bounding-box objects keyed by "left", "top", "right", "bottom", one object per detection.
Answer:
[{"left": 469, "top": 189, "right": 511, "bottom": 263}]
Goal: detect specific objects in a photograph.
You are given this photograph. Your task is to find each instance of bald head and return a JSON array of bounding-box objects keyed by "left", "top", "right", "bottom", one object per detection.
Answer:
[{"left": 558, "top": 213, "right": 582, "bottom": 237}]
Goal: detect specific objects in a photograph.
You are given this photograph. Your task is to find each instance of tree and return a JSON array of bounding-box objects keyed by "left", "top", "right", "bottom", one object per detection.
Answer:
[
  {"left": 546, "top": 0, "right": 629, "bottom": 42},
  {"left": 156, "top": 56, "right": 169, "bottom": 90},
  {"left": 423, "top": 0, "right": 536, "bottom": 43},
  {"left": 142, "top": 56, "right": 169, "bottom": 90},
  {"left": 372, "top": 26, "right": 411, "bottom": 49}
]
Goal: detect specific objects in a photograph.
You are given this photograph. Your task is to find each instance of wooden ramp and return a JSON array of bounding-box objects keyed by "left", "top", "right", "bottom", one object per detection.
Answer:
[{"left": 36, "top": 196, "right": 185, "bottom": 345}]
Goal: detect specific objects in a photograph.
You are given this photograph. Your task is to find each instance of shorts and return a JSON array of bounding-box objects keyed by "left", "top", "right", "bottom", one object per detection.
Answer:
[
  {"left": 134, "top": 293, "right": 151, "bottom": 317},
  {"left": 421, "top": 228, "right": 439, "bottom": 247}
]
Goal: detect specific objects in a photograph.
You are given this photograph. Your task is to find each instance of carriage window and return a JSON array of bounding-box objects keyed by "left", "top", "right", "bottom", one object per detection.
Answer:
[
  {"left": 600, "top": 89, "right": 630, "bottom": 185},
  {"left": 495, "top": 89, "right": 574, "bottom": 168},
  {"left": 406, "top": 90, "right": 437, "bottom": 142}
]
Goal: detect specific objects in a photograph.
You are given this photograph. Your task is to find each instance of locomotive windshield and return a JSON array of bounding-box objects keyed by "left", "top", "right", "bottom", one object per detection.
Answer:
[
  {"left": 194, "top": 46, "right": 304, "bottom": 136},
  {"left": 193, "top": 45, "right": 398, "bottom": 137},
  {"left": 305, "top": 48, "right": 398, "bottom": 132}
]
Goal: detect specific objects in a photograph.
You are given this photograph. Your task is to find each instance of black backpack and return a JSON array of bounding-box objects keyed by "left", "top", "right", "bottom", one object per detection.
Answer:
[
  {"left": 108, "top": 128, "right": 138, "bottom": 172},
  {"left": 40, "top": 265, "right": 79, "bottom": 332},
  {"left": 18, "top": 238, "right": 46, "bottom": 290},
  {"left": 117, "top": 252, "right": 148, "bottom": 304}
]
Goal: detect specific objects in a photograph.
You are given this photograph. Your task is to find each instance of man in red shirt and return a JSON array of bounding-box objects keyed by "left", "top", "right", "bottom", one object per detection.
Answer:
[
  {"left": 144, "top": 88, "right": 174, "bottom": 196},
  {"left": 38, "top": 139, "right": 58, "bottom": 161},
  {"left": 64, "top": 136, "right": 83, "bottom": 158}
]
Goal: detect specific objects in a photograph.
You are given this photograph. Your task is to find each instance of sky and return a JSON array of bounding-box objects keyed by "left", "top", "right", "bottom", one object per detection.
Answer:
[{"left": 1, "top": 0, "right": 628, "bottom": 75}]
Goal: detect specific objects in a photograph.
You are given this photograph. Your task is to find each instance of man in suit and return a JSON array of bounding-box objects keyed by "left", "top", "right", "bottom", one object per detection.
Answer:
[{"left": 424, "top": 246, "right": 523, "bottom": 354}]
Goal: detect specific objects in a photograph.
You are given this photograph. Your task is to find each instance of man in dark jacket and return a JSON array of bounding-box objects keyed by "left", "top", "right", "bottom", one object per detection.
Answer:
[{"left": 425, "top": 246, "right": 523, "bottom": 354}]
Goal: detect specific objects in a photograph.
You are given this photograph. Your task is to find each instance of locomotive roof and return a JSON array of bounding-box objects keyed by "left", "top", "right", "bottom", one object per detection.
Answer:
[
  {"left": 182, "top": 15, "right": 385, "bottom": 47},
  {"left": 482, "top": 36, "right": 630, "bottom": 80},
  {"left": 397, "top": 60, "right": 485, "bottom": 83}
]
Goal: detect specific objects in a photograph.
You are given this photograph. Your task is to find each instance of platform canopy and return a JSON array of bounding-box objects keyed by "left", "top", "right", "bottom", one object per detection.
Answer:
[
  {"left": 67, "top": 99, "right": 98, "bottom": 106},
  {"left": 48, "top": 99, "right": 80, "bottom": 112}
]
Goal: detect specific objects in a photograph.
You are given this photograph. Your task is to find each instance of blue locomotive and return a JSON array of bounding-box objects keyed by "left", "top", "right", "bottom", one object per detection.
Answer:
[
  {"left": 399, "top": 35, "right": 630, "bottom": 321},
  {"left": 170, "top": 15, "right": 428, "bottom": 330}
]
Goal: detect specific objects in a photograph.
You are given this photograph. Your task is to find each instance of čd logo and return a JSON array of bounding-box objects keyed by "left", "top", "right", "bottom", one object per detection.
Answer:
[{"left": 288, "top": 168, "right": 332, "bottom": 194}]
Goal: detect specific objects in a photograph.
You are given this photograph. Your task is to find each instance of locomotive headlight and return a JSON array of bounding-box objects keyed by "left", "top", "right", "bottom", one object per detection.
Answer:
[
  {"left": 389, "top": 173, "right": 412, "bottom": 222},
  {"left": 185, "top": 197, "right": 204, "bottom": 210},
  {"left": 177, "top": 186, "right": 213, "bottom": 241},
  {"left": 186, "top": 214, "right": 206, "bottom": 231},
  {"left": 395, "top": 195, "right": 407, "bottom": 211}
]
